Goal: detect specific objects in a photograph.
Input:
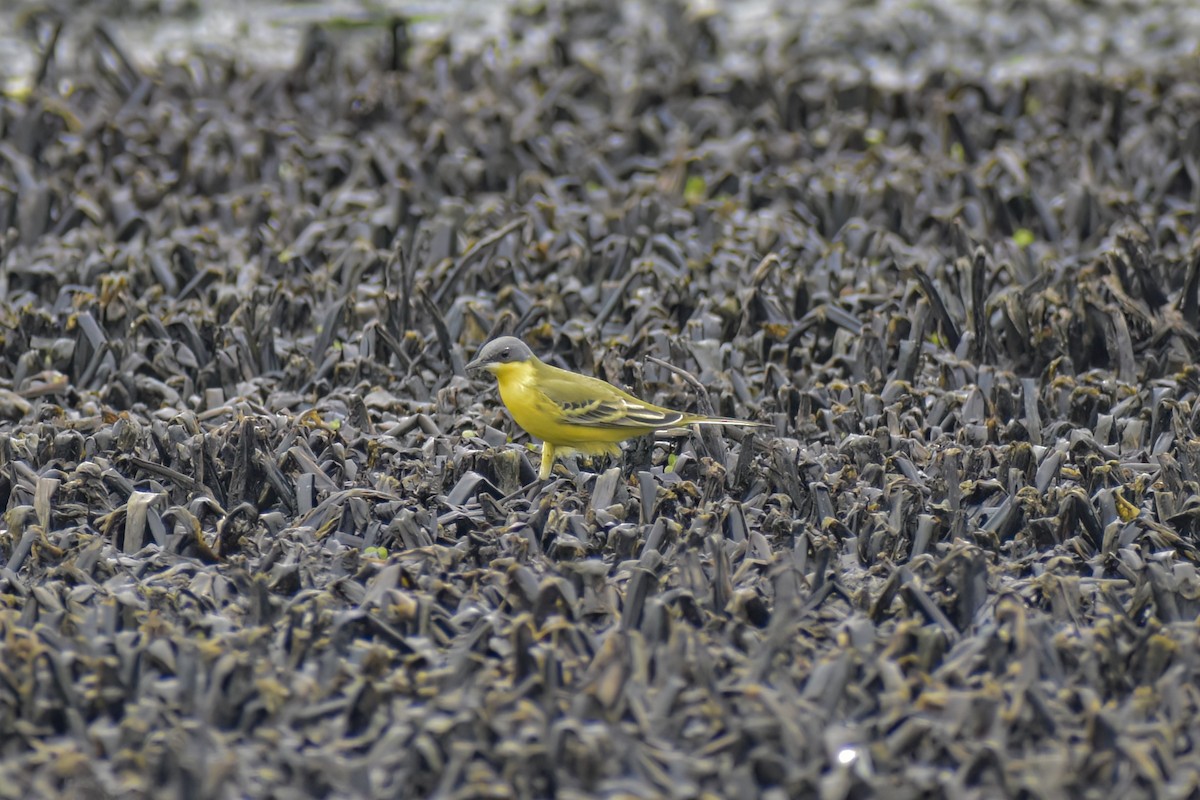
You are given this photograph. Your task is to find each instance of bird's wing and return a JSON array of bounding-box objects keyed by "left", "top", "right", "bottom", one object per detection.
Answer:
[
  {"left": 560, "top": 396, "right": 686, "bottom": 428},
  {"left": 534, "top": 363, "right": 686, "bottom": 430}
]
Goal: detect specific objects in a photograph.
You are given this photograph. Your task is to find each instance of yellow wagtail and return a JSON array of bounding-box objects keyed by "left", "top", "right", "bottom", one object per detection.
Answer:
[{"left": 466, "top": 336, "right": 766, "bottom": 480}]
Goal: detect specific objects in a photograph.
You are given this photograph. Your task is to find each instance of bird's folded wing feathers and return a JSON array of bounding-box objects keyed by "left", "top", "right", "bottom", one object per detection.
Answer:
[
  {"left": 535, "top": 368, "right": 685, "bottom": 429},
  {"left": 558, "top": 397, "right": 685, "bottom": 428}
]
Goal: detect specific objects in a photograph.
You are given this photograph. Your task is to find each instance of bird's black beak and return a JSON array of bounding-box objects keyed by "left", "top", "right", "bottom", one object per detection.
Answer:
[{"left": 465, "top": 356, "right": 485, "bottom": 372}]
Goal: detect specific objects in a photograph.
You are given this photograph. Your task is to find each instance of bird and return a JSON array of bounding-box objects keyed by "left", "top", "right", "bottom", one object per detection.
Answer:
[{"left": 466, "top": 336, "right": 766, "bottom": 480}]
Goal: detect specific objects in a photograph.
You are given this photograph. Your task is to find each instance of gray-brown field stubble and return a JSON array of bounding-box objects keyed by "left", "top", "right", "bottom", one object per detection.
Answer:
[{"left": 3, "top": 0, "right": 1200, "bottom": 797}]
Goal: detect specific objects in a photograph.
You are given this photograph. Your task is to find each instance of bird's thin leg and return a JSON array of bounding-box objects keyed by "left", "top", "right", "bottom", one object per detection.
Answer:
[{"left": 538, "top": 443, "right": 557, "bottom": 480}]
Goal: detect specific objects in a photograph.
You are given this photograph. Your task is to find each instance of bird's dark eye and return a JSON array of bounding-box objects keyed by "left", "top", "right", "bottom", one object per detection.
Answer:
[{"left": 501, "top": 348, "right": 510, "bottom": 359}]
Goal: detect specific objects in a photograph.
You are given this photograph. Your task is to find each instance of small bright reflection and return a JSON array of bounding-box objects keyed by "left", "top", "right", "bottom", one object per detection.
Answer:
[{"left": 837, "top": 747, "right": 858, "bottom": 765}]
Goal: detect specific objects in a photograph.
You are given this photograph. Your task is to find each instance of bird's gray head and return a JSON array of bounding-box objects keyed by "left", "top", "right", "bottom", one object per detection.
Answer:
[{"left": 465, "top": 336, "right": 536, "bottom": 373}]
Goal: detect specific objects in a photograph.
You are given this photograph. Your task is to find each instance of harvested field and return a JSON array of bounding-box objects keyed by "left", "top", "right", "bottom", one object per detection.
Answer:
[{"left": 3, "top": 0, "right": 1200, "bottom": 797}]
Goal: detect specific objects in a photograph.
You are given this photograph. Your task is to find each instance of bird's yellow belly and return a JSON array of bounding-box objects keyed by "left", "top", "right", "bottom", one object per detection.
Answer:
[{"left": 495, "top": 363, "right": 628, "bottom": 448}]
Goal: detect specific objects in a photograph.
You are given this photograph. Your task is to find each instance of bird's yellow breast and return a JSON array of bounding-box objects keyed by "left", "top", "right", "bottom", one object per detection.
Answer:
[{"left": 490, "top": 360, "right": 629, "bottom": 447}]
